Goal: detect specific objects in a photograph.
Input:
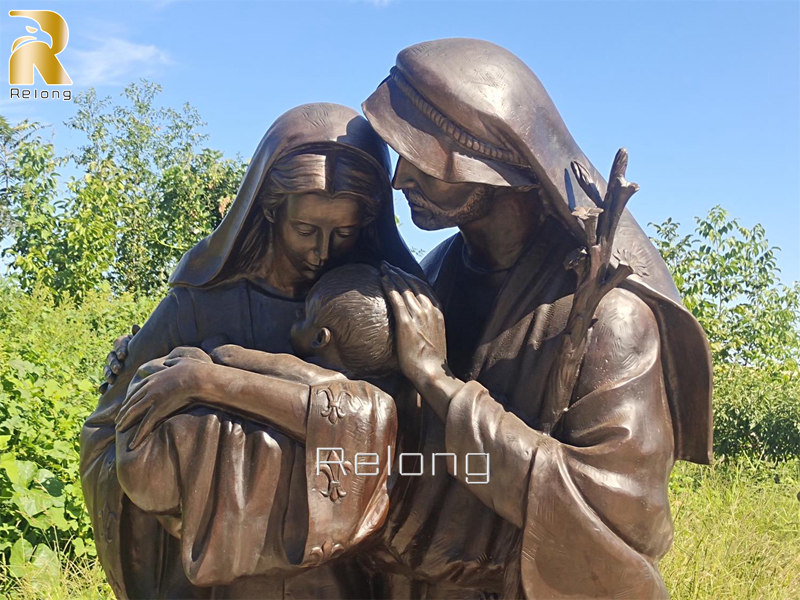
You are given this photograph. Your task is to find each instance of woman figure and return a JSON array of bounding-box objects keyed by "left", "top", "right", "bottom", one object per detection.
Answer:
[{"left": 80, "top": 103, "right": 420, "bottom": 599}]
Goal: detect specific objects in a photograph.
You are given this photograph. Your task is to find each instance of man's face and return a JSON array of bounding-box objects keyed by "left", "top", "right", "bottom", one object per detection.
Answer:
[{"left": 392, "top": 157, "right": 493, "bottom": 230}]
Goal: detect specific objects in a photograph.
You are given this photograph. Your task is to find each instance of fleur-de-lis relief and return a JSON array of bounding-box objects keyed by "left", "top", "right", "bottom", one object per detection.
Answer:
[
  {"left": 318, "top": 449, "right": 353, "bottom": 502},
  {"left": 308, "top": 539, "right": 345, "bottom": 565},
  {"left": 319, "top": 389, "right": 350, "bottom": 424},
  {"left": 98, "top": 500, "right": 118, "bottom": 544}
]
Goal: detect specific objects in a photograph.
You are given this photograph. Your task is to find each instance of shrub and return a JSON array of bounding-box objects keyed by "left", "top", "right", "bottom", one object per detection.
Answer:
[
  {"left": 0, "top": 279, "right": 156, "bottom": 592},
  {"left": 713, "top": 365, "right": 800, "bottom": 461},
  {"left": 651, "top": 208, "right": 800, "bottom": 461}
]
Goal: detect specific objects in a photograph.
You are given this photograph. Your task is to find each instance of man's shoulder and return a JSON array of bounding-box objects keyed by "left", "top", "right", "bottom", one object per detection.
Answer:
[
  {"left": 592, "top": 288, "right": 659, "bottom": 347},
  {"left": 577, "top": 288, "right": 660, "bottom": 393},
  {"left": 420, "top": 234, "right": 460, "bottom": 280}
]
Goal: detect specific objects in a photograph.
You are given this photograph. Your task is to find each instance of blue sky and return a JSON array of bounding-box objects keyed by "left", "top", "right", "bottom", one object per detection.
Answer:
[{"left": 2, "top": 0, "right": 798, "bottom": 283}]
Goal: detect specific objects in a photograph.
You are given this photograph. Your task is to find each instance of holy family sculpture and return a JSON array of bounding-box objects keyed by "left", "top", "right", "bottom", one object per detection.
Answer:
[{"left": 80, "top": 38, "right": 713, "bottom": 599}]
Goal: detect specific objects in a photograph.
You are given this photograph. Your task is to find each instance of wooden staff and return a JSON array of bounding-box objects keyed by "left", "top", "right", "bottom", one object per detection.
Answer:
[{"left": 539, "top": 148, "right": 644, "bottom": 435}]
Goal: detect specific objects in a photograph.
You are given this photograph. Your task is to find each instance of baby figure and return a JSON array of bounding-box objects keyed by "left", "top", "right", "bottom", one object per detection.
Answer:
[
  {"left": 118, "top": 264, "right": 422, "bottom": 581},
  {"left": 290, "top": 263, "right": 399, "bottom": 380},
  {"left": 210, "top": 263, "right": 401, "bottom": 389}
]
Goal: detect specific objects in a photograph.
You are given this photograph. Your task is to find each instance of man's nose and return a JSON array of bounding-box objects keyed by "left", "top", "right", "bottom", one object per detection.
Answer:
[{"left": 392, "top": 156, "right": 418, "bottom": 190}]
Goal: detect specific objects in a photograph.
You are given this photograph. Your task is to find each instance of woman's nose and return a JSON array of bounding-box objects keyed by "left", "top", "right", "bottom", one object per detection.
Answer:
[{"left": 312, "top": 232, "right": 331, "bottom": 264}]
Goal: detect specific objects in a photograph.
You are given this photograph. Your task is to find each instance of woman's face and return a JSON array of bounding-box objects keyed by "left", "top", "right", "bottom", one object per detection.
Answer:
[{"left": 269, "top": 192, "right": 363, "bottom": 293}]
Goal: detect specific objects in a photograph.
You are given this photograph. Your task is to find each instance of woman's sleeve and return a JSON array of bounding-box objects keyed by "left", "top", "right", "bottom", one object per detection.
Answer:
[
  {"left": 303, "top": 379, "right": 397, "bottom": 562},
  {"left": 115, "top": 398, "right": 288, "bottom": 587},
  {"left": 81, "top": 290, "right": 188, "bottom": 476},
  {"left": 114, "top": 376, "right": 396, "bottom": 587},
  {"left": 443, "top": 289, "right": 674, "bottom": 598}
]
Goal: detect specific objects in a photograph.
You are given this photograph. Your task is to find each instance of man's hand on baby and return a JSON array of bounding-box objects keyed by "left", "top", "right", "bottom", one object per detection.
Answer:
[{"left": 380, "top": 263, "right": 448, "bottom": 387}]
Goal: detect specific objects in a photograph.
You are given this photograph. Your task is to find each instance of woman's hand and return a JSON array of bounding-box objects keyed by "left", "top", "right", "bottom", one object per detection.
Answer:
[
  {"left": 99, "top": 324, "right": 140, "bottom": 393},
  {"left": 116, "top": 347, "right": 214, "bottom": 449},
  {"left": 380, "top": 264, "right": 462, "bottom": 421}
]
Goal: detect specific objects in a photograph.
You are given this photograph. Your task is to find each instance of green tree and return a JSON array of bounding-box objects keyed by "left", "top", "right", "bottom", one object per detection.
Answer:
[
  {"left": 2, "top": 80, "right": 246, "bottom": 301},
  {"left": 0, "top": 119, "right": 64, "bottom": 294},
  {"left": 0, "top": 117, "right": 45, "bottom": 240},
  {"left": 651, "top": 207, "right": 800, "bottom": 461},
  {"left": 651, "top": 206, "right": 800, "bottom": 370},
  {"left": 63, "top": 81, "right": 247, "bottom": 295}
]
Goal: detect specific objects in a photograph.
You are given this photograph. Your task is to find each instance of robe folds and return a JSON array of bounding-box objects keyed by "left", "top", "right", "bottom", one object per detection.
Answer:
[
  {"left": 369, "top": 227, "right": 678, "bottom": 599},
  {"left": 81, "top": 102, "right": 422, "bottom": 599},
  {"left": 80, "top": 280, "right": 396, "bottom": 598},
  {"left": 359, "top": 39, "right": 711, "bottom": 598}
]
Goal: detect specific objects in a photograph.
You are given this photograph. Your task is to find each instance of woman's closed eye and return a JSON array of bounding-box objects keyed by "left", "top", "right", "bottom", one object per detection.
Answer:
[
  {"left": 292, "top": 223, "right": 316, "bottom": 236},
  {"left": 335, "top": 227, "right": 358, "bottom": 239}
]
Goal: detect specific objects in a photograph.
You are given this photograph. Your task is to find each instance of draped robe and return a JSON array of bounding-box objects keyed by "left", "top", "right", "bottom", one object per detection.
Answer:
[
  {"left": 81, "top": 280, "right": 396, "bottom": 598},
  {"left": 369, "top": 223, "right": 678, "bottom": 599}
]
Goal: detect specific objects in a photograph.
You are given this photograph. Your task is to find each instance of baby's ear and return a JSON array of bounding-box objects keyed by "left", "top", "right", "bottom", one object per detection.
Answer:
[{"left": 311, "top": 327, "right": 332, "bottom": 350}]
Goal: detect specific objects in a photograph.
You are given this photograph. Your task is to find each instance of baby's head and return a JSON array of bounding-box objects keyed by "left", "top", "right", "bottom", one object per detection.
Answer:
[{"left": 290, "top": 264, "right": 397, "bottom": 378}]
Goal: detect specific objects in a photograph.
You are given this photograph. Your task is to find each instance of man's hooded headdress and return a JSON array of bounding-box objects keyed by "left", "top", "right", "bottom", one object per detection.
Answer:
[
  {"left": 170, "top": 102, "right": 420, "bottom": 287},
  {"left": 364, "top": 38, "right": 711, "bottom": 463}
]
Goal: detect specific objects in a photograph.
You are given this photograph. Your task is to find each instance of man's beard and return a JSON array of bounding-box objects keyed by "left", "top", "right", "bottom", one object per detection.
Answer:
[{"left": 403, "top": 185, "right": 493, "bottom": 230}]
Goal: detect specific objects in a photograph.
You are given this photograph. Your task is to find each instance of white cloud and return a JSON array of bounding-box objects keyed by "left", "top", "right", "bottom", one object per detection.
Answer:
[{"left": 69, "top": 37, "right": 173, "bottom": 87}]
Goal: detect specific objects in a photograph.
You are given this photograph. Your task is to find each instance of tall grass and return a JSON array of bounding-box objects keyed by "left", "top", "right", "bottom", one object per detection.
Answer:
[
  {"left": 663, "top": 459, "right": 800, "bottom": 599},
  {"left": 0, "top": 553, "right": 110, "bottom": 599},
  {"left": 2, "top": 459, "right": 798, "bottom": 599}
]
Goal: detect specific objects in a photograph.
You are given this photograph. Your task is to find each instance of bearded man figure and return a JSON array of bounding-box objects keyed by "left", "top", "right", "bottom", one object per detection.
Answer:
[{"left": 362, "top": 38, "right": 712, "bottom": 599}]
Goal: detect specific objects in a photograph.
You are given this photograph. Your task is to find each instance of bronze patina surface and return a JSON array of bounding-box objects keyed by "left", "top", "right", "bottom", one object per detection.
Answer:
[{"left": 83, "top": 39, "right": 712, "bottom": 599}]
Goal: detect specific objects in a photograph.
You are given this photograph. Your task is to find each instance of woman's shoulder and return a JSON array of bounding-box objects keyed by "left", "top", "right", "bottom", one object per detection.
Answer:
[
  {"left": 171, "top": 278, "right": 249, "bottom": 300},
  {"left": 172, "top": 279, "right": 259, "bottom": 317}
]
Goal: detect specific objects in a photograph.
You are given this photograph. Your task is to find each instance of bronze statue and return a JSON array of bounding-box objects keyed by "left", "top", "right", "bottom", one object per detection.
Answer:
[
  {"left": 84, "top": 39, "right": 713, "bottom": 600},
  {"left": 80, "top": 103, "right": 421, "bottom": 598},
  {"left": 361, "top": 38, "right": 712, "bottom": 598}
]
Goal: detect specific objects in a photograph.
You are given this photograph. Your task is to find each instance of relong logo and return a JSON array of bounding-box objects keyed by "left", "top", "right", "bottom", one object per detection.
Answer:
[{"left": 9, "top": 10, "right": 72, "bottom": 85}]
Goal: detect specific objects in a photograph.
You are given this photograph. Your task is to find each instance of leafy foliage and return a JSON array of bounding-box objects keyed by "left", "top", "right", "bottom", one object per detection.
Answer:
[
  {"left": 0, "top": 119, "right": 64, "bottom": 295},
  {"left": 0, "top": 280, "right": 157, "bottom": 594},
  {"left": 0, "top": 117, "right": 51, "bottom": 241},
  {"left": 712, "top": 365, "right": 800, "bottom": 462},
  {"left": 651, "top": 206, "right": 800, "bottom": 369},
  {"left": 651, "top": 207, "right": 800, "bottom": 460},
  {"left": 2, "top": 81, "right": 246, "bottom": 301}
]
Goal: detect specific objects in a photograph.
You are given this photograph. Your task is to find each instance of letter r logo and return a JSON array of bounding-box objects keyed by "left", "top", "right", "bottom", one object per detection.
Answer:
[{"left": 9, "top": 10, "right": 72, "bottom": 85}]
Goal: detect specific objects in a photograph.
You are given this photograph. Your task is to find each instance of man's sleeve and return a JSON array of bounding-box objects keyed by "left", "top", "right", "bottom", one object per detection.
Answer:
[{"left": 444, "top": 289, "right": 674, "bottom": 598}]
